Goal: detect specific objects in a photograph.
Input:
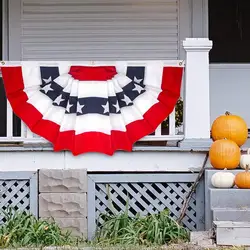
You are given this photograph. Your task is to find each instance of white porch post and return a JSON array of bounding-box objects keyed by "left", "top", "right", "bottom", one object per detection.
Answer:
[{"left": 180, "top": 38, "right": 213, "bottom": 149}]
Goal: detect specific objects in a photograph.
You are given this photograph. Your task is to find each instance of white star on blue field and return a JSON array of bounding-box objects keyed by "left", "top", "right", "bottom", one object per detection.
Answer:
[{"left": 39, "top": 66, "right": 146, "bottom": 116}]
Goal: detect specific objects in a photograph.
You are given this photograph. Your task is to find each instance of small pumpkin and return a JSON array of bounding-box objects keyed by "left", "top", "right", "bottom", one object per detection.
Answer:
[
  {"left": 211, "top": 111, "right": 248, "bottom": 147},
  {"left": 240, "top": 148, "right": 250, "bottom": 169},
  {"left": 209, "top": 139, "right": 241, "bottom": 170},
  {"left": 211, "top": 170, "right": 235, "bottom": 188},
  {"left": 235, "top": 165, "right": 250, "bottom": 189}
]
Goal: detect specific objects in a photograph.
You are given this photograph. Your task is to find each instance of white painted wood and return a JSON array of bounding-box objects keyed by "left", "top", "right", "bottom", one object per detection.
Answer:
[
  {"left": 183, "top": 38, "right": 212, "bottom": 139},
  {"left": 191, "top": 0, "right": 208, "bottom": 38},
  {"left": 0, "top": 151, "right": 206, "bottom": 172},
  {"left": 1, "top": 60, "right": 184, "bottom": 67},
  {"left": 21, "top": 122, "right": 26, "bottom": 138},
  {"left": 215, "top": 221, "right": 250, "bottom": 246},
  {"left": 26, "top": 128, "right": 34, "bottom": 139},
  {"left": 8, "top": 0, "right": 21, "bottom": 60},
  {"left": 6, "top": 101, "right": 13, "bottom": 137},
  {"left": 2, "top": 0, "right": 9, "bottom": 60},
  {"left": 0, "top": 138, "right": 23, "bottom": 142},
  {"left": 154, "top": 125, "right": 162, "bottom": 137},
  {"left": 214, "top": 221, "right": 250, "bottom": 228},
  {"left": 210, "top": 64, "right": 250, "bottom": 127},
  {"left": 9, "top": 0, "right": 181, "bottom": 61},
  {"left": 178, "top": 0, "right": 192, "bottom": 60},
  {"left": 169, "top": 108, "right": 176, "bottom": 135}
]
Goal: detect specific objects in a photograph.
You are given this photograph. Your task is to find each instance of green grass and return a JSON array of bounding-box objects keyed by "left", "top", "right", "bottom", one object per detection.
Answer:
[
  {"left": 2, "top": 207, "right": 245, "bottom": 250},
  {"left": 0, "top": 207, "right": 85, "bottom": 248},
  {"left": 93, "top": 208, "right": 189, "bottom": 247}
]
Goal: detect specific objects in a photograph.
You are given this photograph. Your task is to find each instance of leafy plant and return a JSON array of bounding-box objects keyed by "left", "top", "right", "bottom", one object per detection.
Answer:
[
  {"left": 0, "top": 207, "right": 84, "bottom": 248},
  {"left": 163, "top": 98, "right": 183, "bottom": 129},
  {"left": 94, "top": 208, "right": 188, "bottom": 247}
]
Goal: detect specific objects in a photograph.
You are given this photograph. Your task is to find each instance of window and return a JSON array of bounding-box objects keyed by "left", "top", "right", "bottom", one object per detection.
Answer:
[{"left": 209, "top": 0, "right": 250, "bottom": 63}]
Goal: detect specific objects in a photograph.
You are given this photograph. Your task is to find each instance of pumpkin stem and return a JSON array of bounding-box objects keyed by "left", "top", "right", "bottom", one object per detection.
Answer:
[{"left": 225, "top": 111, "right": 231, "bottom": 115}]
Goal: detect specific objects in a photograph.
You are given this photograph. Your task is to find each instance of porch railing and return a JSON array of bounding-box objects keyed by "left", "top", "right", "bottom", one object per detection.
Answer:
[
  {"left": 0, "top": 66, "right": 184, "bottom": 145},
  {"left": 0, "top": 99, "right": 183, "bottom": 144}
]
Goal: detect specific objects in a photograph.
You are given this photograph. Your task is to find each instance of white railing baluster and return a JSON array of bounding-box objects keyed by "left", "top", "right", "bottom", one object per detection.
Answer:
[
  {"left": 154, "top": 124, "right": 162, "bottom": 136},
  {"left": 26, "top": 127, "right": 34, "bottom": 139},
  {"left": 21, "top": 121, "right": 26, "bottom": 138},
  {"left": 169, "top": 108, "right": 176, "bottom": 136},
  {"left": 6, "top": 101, "right": 13, "bottom": 138}
]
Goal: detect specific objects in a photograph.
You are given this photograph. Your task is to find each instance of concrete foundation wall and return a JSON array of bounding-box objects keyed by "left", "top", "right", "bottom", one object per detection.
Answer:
[{"left": 38, "top": 169, "right": 88, "bottom": 238}]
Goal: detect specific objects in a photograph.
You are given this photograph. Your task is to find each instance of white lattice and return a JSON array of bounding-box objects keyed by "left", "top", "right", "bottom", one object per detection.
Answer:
[{"left": 95, "top": 182, "right": 197, "bottom": 231}]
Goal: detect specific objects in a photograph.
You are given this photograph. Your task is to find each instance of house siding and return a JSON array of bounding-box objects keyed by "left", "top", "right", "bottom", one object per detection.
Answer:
[{"left": 8, "top": 0, "right": 188, "bottom": 61}]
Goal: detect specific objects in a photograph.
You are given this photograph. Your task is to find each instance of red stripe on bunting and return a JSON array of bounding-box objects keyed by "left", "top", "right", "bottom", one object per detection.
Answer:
[{"left": 1, "top": 66, "right": 183, "bottom": 155}]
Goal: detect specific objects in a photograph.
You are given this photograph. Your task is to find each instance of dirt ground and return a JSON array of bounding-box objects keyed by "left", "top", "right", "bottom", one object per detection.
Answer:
[{"left": 162, "top": 243, "right": 245, "bottom": 250}]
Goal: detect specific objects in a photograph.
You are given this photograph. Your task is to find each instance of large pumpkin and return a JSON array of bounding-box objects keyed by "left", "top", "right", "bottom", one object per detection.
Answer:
[
  {"left": 211, "top": 111, "right": 248, "bottom": 147},
  {"left": 209, "top": 139, "right": 241, "bottom": 170},
  {"left": 235, "top": 165, "right": 250, "bottom": 189}
]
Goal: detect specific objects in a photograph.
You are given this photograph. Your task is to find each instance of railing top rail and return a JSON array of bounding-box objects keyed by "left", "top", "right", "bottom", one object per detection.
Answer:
[{"left": 0, "top": 60, "right": 185, "bottom": 67}]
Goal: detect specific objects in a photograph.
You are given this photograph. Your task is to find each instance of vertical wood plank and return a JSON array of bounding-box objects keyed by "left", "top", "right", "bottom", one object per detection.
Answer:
[
  {"left": 26, "top": 127, "right": 34, "bottom": 139},
  {"left": 21, "top": 121, "right": 26, "bottom": 138},
  {"left": 154, "top": 124, "right": 162, "bottom": 136},
  {"left": 6, "top": 101, "right": 13, "bottom": 137},
  {"left": 87, "top": 176, "right": 96, "bottom": 241},
  {"left": 29, "top": 172, "right": 38, "bottom": 218},
  {"left": 169, "top": 109, "right": 176, "bottom": 135}
]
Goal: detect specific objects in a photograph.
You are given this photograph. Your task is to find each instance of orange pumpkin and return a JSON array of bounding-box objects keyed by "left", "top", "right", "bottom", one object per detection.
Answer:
[
  {"left": 235, "top": 165, "right": 250, "bottom": 189},
  {"left": 211, "top": 111, "right": 248, "bottom": 147},
  {"left": 209, "top": 139, "right": 241, "bottom": 170}
]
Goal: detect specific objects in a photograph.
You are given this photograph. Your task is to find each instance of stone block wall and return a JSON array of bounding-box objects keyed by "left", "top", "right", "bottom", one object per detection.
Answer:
[{"left": 38, "top": 169, "right": 88, "bottom": 238}]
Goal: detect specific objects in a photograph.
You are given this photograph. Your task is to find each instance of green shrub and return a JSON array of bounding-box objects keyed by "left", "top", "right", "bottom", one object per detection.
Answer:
[
  {"left": 0, "top": 207, "right": 84, "bottom": 248},
  {"left": 94, "top": 208, "right": 189, "bottom": 247}
]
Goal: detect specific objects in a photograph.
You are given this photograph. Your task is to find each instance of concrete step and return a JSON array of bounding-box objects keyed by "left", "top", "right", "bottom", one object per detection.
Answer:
[
  {"left": 214, "top": 221, "right": 250, "bottom": 246},
  {"left": 210, "top": 188, "right": 250, "bottom": 209},
  {"left": 213, "top": 208, "right": 250, "bottom": 222}
]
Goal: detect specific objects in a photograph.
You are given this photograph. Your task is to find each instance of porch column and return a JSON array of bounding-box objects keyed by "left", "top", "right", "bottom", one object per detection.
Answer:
[{"left": 180, "top": 38, "right": 213, "bottom": 149}]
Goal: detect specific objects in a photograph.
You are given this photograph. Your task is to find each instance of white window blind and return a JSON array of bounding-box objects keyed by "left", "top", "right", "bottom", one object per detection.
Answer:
[{"left": 16, "top": 0, "right": 179, "bottom": 60}]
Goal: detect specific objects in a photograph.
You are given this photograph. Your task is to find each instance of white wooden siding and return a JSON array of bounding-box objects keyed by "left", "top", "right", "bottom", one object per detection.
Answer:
[{"left": 16, "top": 0, "right": 179, "bottom": 60}]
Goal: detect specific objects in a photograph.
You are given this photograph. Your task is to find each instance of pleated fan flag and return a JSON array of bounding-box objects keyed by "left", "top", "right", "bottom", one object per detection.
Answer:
[{"left": 1, "top": 61, "right": 184, "bottom": 155}]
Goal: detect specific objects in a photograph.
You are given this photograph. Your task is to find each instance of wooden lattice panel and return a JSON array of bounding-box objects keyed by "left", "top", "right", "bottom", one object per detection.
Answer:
[
  {"left": 95, "top": 182, "right": 196, "bottom": 231},
  {"left": 88, "top": 173, "right": 205, "bottom": 240},
  {"left": 0, "top": 172, "right": 38, "bottom": 224}
]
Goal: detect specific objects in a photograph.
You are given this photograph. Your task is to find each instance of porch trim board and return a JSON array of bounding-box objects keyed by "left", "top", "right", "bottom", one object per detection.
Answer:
[{"left": 0, "top": 150, "right": 208, "bottom": 172}]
